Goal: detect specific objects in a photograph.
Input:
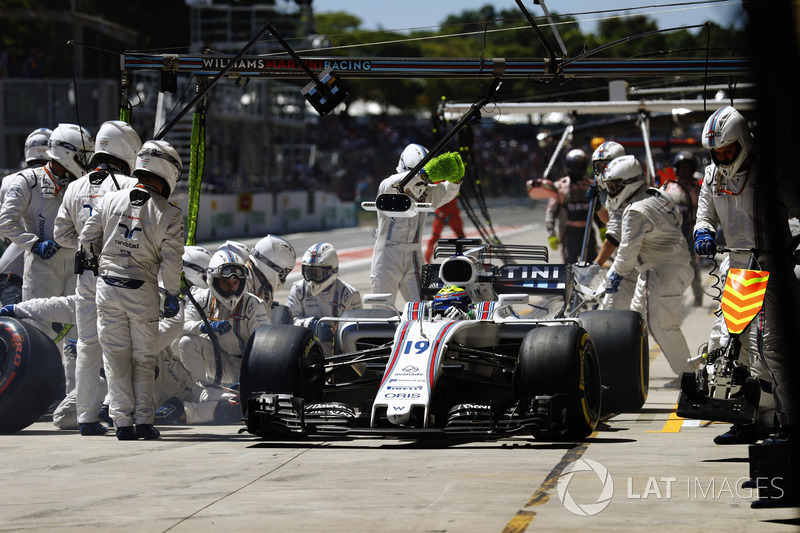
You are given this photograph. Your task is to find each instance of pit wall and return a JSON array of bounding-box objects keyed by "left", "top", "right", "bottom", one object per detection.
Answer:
[{"left": 171, "top": 190, "right": 357, "bottom": 241}]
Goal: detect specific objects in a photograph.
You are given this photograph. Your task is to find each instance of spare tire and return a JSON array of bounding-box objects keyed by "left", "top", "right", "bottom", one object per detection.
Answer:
[
  {"left": 578, "top": 310, "right": 649, "bottom": 413},
  {"left": 0, "top": 317, "right": 64, "bottom": 433}
]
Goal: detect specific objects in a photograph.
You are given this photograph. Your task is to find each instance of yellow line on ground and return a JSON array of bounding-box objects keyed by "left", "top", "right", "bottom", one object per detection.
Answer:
[
  {"left": 645, "top": 404, "right": 684, "bottom": 433},
  {"left": 501, "top": 432, "right": 597, "bottom": 532}
]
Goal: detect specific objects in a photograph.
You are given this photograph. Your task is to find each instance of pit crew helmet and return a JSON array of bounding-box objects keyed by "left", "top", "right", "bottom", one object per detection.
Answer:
[
  {"left": 301, "top": 242, "right": 339, "bottom": 297},
  {"left": 396, "top": 143, "right": 428, "bottom": 173},
  {"left": 207, "top": 249, "right": 249, "bottom": 310},
  {"left": 92, "top": 120, "right": 142, "bottom": 175},
  {"left": 591, "top": 141, "right": 625, "bottom": 178},
  {"left": 599, "top": 155, "right": 646, "bottom": 211},
  {"left": 701, "top": 106, "right": 753, "bottom": 181},
  {"left": 673, "top": 150, "right": 698, "bottom": 177},
  {"left": 47, "top": 123, "right": 94, "bottom": 181},
  {"left": 24, "top": 128, "right": 52, "bottom": 167},
  {"left": 565, "top": 148, "right": 588, "bottom": 176},
  {"left": 432, "top": 285, "right": 471, "bottom": 316},
  {"left": 182, "top": 245, "right": 213, "bottom": 289},
  {"left": 249, "top": 234, "right": 296, "bottom": 296},
  {"left": 133, "top": 140, "right": 182, "bottom": 198},
  {"left": 218, "top": 240, "right": 251, "bottom": 262}
]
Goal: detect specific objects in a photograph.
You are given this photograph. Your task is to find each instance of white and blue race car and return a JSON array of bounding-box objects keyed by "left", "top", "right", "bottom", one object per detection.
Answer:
[{"left": 240, "top": 237, "right": 648, "bottom": 441}]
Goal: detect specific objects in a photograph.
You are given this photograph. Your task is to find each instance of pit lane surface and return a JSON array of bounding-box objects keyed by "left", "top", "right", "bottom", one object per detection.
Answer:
[{"left": 1, "top": 198, "right": 798, "bottom": 531}]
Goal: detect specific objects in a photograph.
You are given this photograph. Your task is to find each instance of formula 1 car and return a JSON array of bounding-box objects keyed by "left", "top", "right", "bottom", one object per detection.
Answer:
[{"left": 240, "top": 235, "right": 648, "bottom": 441}]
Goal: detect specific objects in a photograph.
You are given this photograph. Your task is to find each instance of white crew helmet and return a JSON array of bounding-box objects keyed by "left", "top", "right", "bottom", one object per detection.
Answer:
[
  {"left": 301, "top": 242, "right": 339, "bottom": 297},
  {"left": 47, "top": 123, "right": 94, "bottom": 180},
  {"left": 591, "top": 141, "right": 625, "bottom": 178},
  {"left": 702, "top": 106, "right": 753, "bottom": 182},
  {"left": 182, "top": 245, "right": 213, "bottom": 289},
  {"left": 133, "top": 140, "right": 182, "bottom": 197},
  {"left": 92, "top": 120, "right": 142, "bottom": 175},
  {"left": 24, "top": 128, "right": 52, "bottom": 167},
  {"left": 249, "top": 234, "right": 296, "bottom": 296},
  {"left": 599, "top": 155, "right": 646, "bottom": 211},
  {"left": 218, "top": 240, "right": 251, "bottom": 264},
  {"left": 207, "top": 249, "right": 249, "bottom": 310},
  {"left": 396, "top": 143, "right": 428, "bottom": 173}
]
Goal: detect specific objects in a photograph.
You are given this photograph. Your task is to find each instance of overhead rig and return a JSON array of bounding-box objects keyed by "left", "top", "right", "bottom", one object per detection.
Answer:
[{"left": 122, "top": 53, "right": 751, "bottom": 80}]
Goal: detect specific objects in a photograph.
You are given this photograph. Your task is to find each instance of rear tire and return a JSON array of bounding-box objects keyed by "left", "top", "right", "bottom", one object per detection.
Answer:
[
  {"left": 515, "top": 325, "right": 601, "bottom": 439},
  {"left": 578, "top": 310, "right": 649, "bottom": 413},
  {"left": 0, "top": 317, "right": 64, "bottom": 433}
]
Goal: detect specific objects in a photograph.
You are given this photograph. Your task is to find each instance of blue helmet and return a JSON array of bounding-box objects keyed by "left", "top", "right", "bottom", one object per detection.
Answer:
[{"left": 432, "top": 285, "right": 471, "bottom": 315}]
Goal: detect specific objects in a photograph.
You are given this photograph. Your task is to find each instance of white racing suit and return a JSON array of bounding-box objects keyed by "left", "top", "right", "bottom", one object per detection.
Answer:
[
  {"left": 287, "top": 278, "right": 363, "bottom": 355},
  {"left": 370, "top": 173, "right": 460, "bottom": 304},
  {"left": 0, "top": 243, "right": 24, "bottom": 306},
  {"left": 695, "top": 159, "right": 799, "bottom": 428},
  {"left": 600, "top": 207, "right": 637, "bottom": 310},
  {"left": 80, "top": 184, "right": 184, "bottom": 429},
  {"left": 54, "top": 169, "right": 136, "bottom": 426},
  {"left": 610, "top": 188, "right": 694, "bottom": 376},
  {"left": 0, "top": 171, "right": 26, "bottom": 306},
  {"left": 179, "top": 287, "right": 270, "bottom": 387},
  {"left": 155, "top": 312, "right": 239, "bottom": 425},
  {"left": 0, "top": 165, "right": 76, "bottom": 304}
]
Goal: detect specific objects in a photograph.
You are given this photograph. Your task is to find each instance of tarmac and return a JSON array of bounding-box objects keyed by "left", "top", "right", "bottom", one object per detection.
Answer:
[{"left": 2, "top": 220, "right": 800, "bottom": 531}]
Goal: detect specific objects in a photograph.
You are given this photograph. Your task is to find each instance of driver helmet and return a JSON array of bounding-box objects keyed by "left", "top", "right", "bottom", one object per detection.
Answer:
[
  {"left": 591, "top": 141, "right": 625, "bottom": 178},
  {"left": 47, "top": 123, "right": 95, "bottom": 182},
  {"left": 207, "top": 249, "right": 249, "bottom": 311},
  {"left": 701, "top": 106, "right": 753, "bottom": 182},
  {"left": 249, "top": 234, "right": 296, "bottom": 298},
  {"left": 182, "top": 245, "right": 213, "bottom": 289},
  {"left": 432, "top": 285, "right": 471, "bottom": 316},
  {"left": 301, "top": 242, "right": 339, "bottom": 297},
  {"left": 599, "top": 155, "right": 646, "bottom": 211},
  {"left": 24, "top": 127, "right": 52, "bottom": 167}
]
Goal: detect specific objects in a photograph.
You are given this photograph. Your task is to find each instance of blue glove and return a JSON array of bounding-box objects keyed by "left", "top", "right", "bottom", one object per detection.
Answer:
[
  {"left": 605, "top": 271, "right": 623, "bottom": 294},
  {"left": 201, "top": 320, "right": 232, "bottom": 335},
  {"left": 586, "top": 182, "right": 599, "bottom": 200},
  {"left": 31, "top": 239, "right": 60, "bottom": 260},
  {"left": 693, "top": 228, "right": 717, "bottom": 256},
  {"left": 162, "top": 294, "right": 182, "bottom": 318},
  {"left": 0, "top": 304, "right": 16, "bottom": 317}
]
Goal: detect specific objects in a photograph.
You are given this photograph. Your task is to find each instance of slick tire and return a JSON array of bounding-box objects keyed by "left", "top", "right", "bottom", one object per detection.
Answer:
[
  {"left": 515, "top": 325, "right": 601, "bottom": 440},
  {"left": 578, "top": 310, "right": 649, "bottom": 413},
  {"left": 0, "top": 317, "right": 64, "bottom": 433},
  {"left": 239, "top": 325, "right": 325, "bottom": 416}
]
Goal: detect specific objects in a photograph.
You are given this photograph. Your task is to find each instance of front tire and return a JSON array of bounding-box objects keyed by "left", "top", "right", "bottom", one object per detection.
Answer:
[
  {"left": 239, "top": 325, "right": 325, "bottom": 423},
  {"left": 514, "top": 325, "right": 601, "bottom": 439}
]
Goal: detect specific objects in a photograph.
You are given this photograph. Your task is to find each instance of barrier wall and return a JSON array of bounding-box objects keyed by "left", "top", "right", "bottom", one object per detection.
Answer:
[{"left": 171, "top": 190, "right": 357, "bottom": 241}]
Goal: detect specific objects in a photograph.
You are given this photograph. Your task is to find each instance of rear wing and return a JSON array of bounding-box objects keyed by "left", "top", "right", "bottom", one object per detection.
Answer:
[{"left": 432, "top": 240, "right": 550, "bottom": 264}]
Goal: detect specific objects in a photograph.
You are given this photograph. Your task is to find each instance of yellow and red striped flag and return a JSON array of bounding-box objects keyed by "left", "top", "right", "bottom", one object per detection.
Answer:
[{"left": 721, "top": 268, "right": 769, "bottom": 334}]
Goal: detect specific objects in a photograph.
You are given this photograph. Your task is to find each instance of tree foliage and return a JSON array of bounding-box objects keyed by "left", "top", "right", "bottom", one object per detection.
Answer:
[{"left": 0, "top": 2, "right": 750, "bottom": 109}]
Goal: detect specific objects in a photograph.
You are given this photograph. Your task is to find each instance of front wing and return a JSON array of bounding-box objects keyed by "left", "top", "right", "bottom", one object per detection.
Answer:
[{"left": 245, "top": 393, "right": 571, "bottom": 439}]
